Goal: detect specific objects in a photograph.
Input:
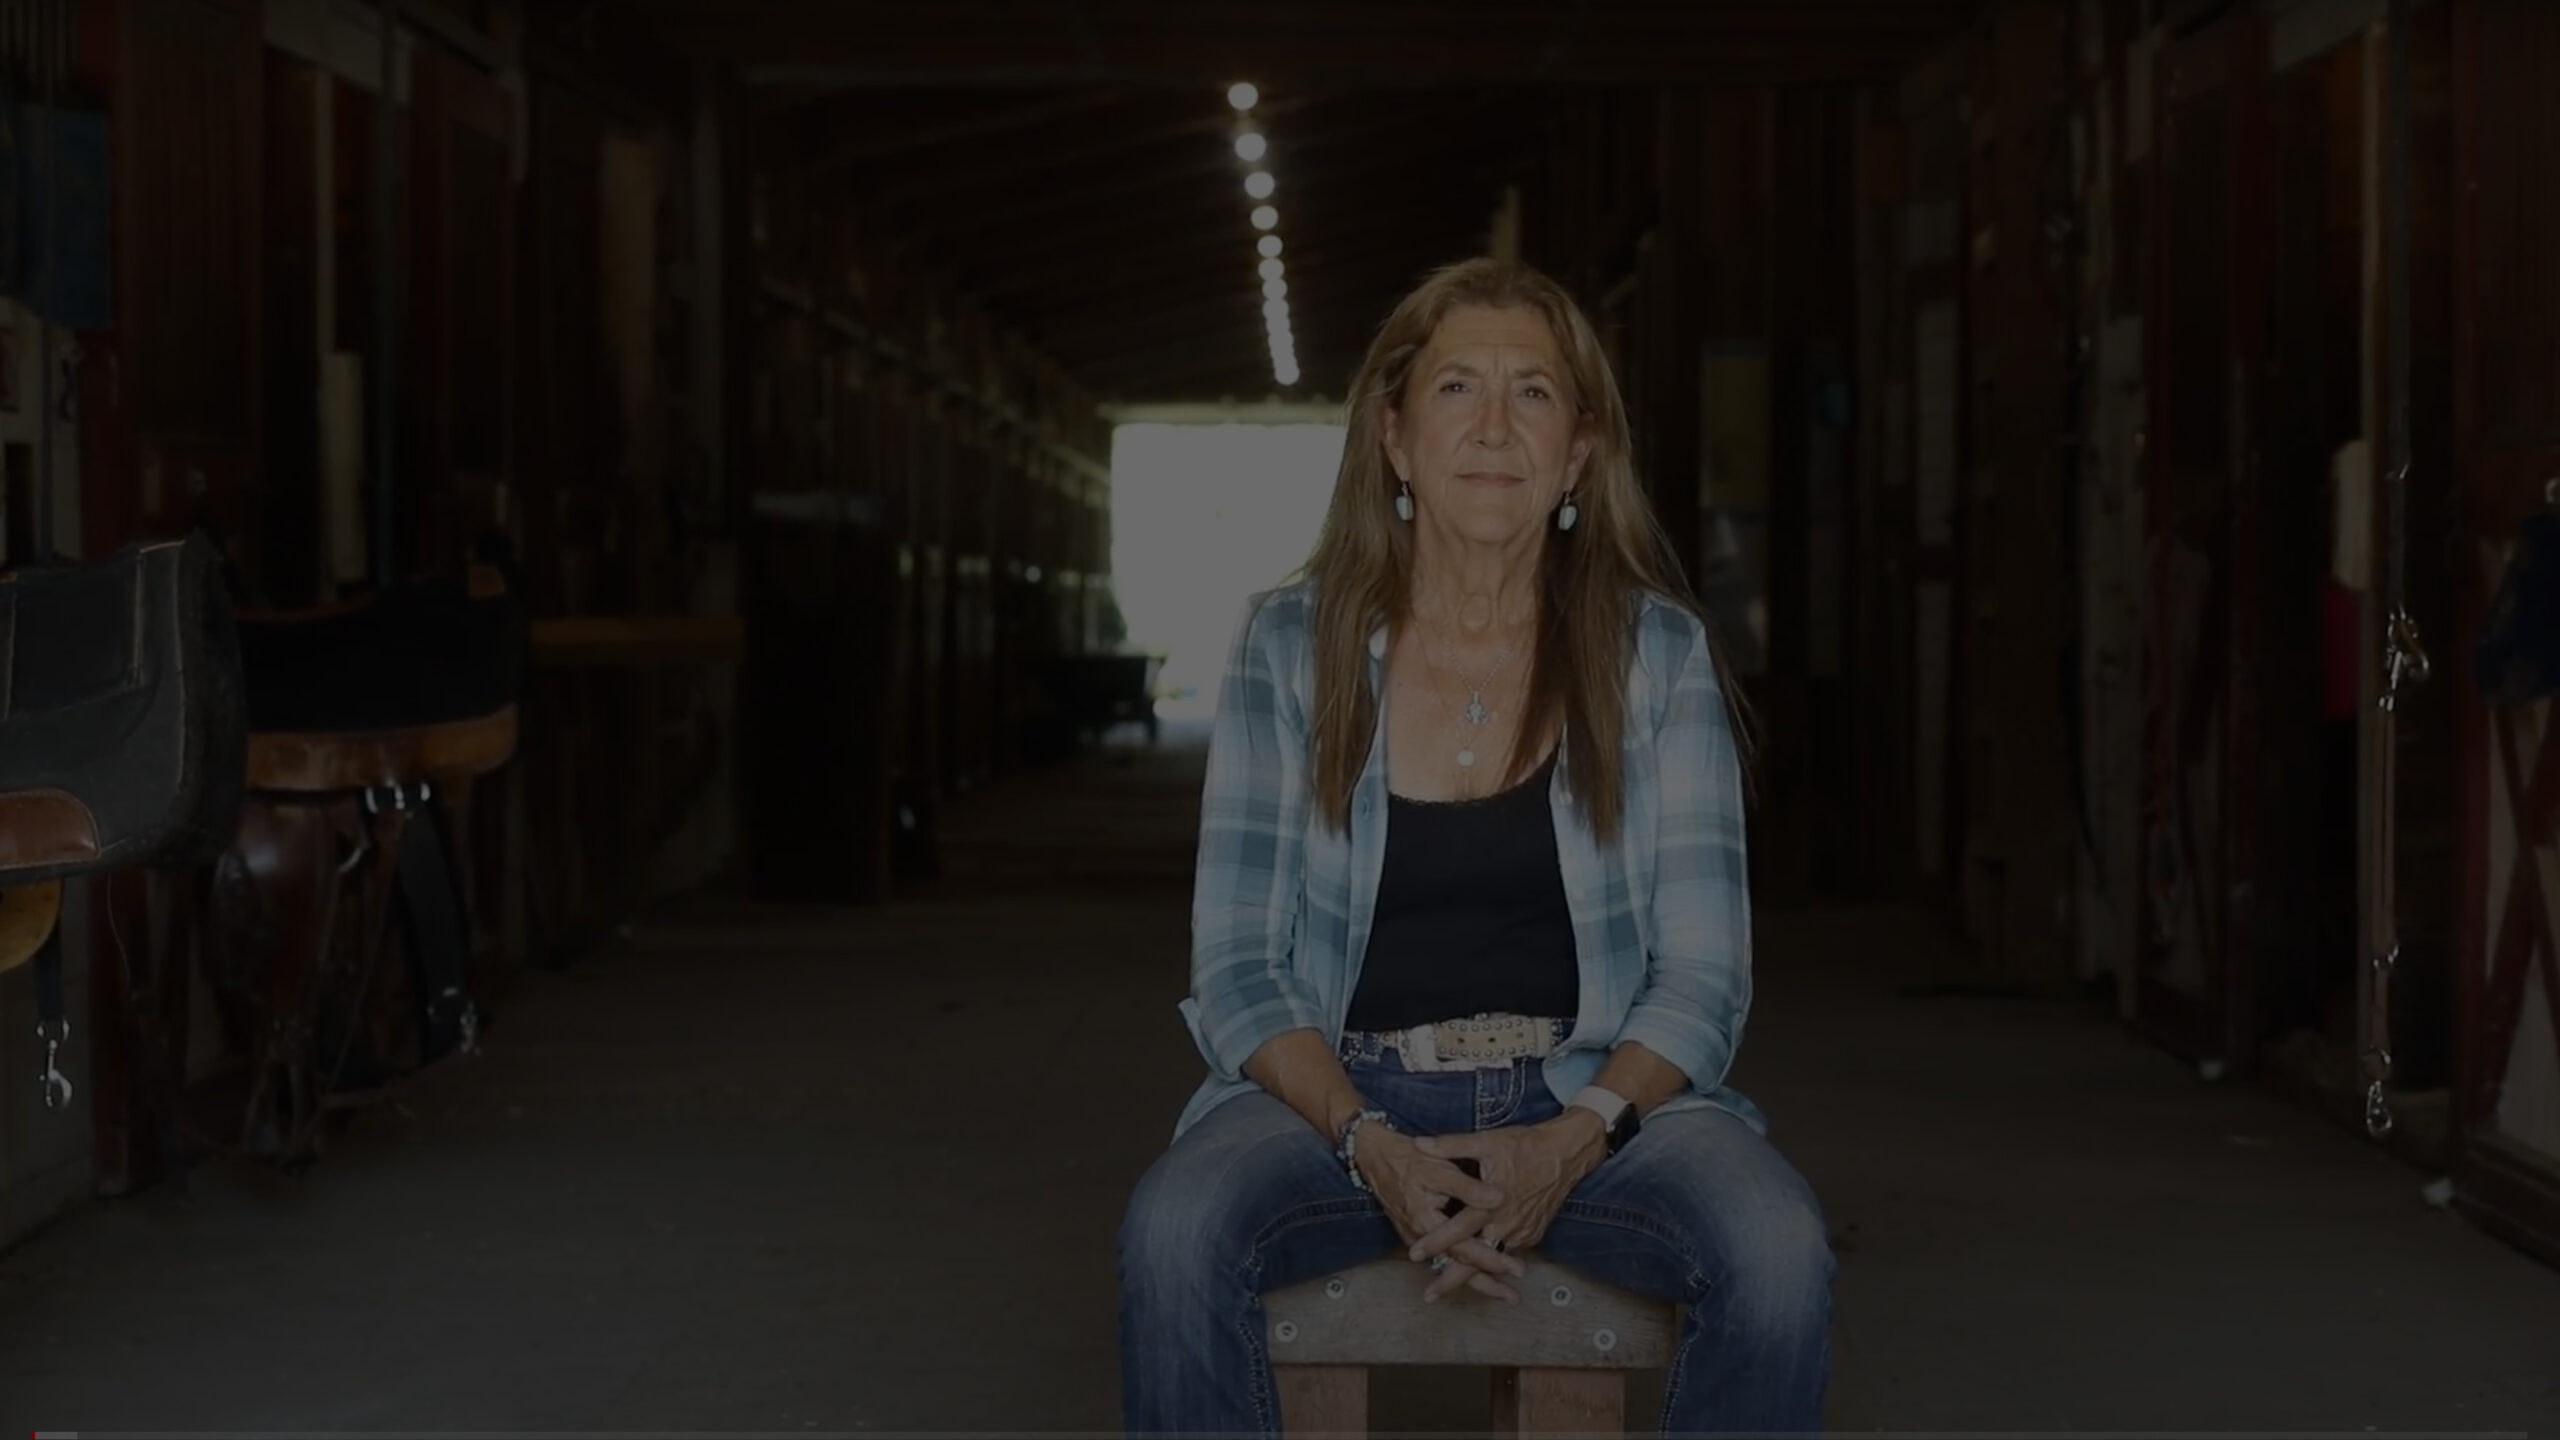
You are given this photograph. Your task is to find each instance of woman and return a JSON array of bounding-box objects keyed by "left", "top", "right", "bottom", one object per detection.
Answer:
[{"left": 1117, "top": 258, "right": 1833, "bottom": 1435}]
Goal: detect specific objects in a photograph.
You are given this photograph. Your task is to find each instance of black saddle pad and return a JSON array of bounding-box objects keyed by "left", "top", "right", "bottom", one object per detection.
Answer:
[
  {"left": 0, "top": 534, "right": 247, "bottom": 880},
  {"left": 235, "top": 574, "right": 527, "bottom": 735}
]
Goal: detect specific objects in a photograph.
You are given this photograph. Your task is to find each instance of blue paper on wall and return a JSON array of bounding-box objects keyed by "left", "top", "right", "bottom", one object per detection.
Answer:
[{"left": 14, "top": 103, "right": 112, "bottom": 332}]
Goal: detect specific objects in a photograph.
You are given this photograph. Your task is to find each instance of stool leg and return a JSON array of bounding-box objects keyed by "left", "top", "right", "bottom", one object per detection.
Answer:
[
  {"left": 1275, "top": 1364, "right": 1367, "bottom": 1436},
  {"left": 1490, "top": 1369, "right": 1521, "bottom": 1435},
  {"left": 1496, "top": 1367, "right": 1623, "bottom": 1434}
]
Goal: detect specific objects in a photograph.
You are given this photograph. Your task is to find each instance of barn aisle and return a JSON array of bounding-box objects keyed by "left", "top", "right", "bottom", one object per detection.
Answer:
[{"left": 0, "top": 732, "right": 2553, "bottom": 1432}]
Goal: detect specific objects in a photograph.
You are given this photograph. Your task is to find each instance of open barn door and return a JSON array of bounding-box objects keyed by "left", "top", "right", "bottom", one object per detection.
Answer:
[
  {"left": 2450, "top": 0, "right": 2560, "bottom": 1264},
  {"left": 2138, "top": 11, "right": 2271, "bottom": 1071}
]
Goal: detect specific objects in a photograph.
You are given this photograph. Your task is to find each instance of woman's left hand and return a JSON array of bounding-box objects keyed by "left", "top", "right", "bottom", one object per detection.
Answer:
[{"left": 1404, "top": 1113, "right": 1608, "bottom": 1298}]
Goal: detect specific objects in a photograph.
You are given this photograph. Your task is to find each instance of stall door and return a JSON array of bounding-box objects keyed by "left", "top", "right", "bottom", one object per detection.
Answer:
[
  {"left": 2451, "top": 0, "right": 2560, "bottom": 1263},
  {"left": 2140, "top": 13, "right": 2271, "bottom": 1070}
]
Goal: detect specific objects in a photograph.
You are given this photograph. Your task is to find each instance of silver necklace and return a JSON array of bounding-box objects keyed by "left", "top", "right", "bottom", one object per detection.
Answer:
[{"left": 1421, "top": 619, "right": 1520, "bottom": 770}]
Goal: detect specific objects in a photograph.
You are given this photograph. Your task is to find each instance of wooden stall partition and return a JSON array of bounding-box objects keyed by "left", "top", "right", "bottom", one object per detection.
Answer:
[
  {"left": 910, "top": 402, "right": 952, "bottom": 847},
  {"left": 505, "top": 76, "right": 718, "bottom": 960},
  {"left": 1893, "top": 43, "right": 1973, "bottom": 925},
  {"left": 516, "top": 78, "right": 610, "bottom": 616},
  {"left": 2448, "top": 0, "right": 2560, "bottom": 1265},
  {"left": 79, "top": 0, "right": 265, "bottom": 1198},
  {"left": 1848, "top": 91, "right": 1917, "bottom": 903},
  {"left": 2239, "top": 6, "right": 2467, "bottom": 1160},
  {"left": 738, "top": 294, "right": 896, "bottom": 904},
  {"left": 884, "top": 376, "right": 939, "bottom": 881},
  {"left": 2136, "top": 8, "right": 2274, "bottom": 1070},
  {"left": 1769, "top": 87, "right": 1861, "bottom": 900},
  {"left": 991, "top": 438, "right": 1036, "bottom": 778},
  {"left": 2069, "top": 0, "right": 2161, "bottom": 1022},
  {"left": 403, "top": 36, "right": 524, "bottom": 995},
  {"left": 403, "top": 38, "right": 517, "bottom": 576},
  {"left": 949, "top": 432, "right": 996, "bottom": 795},
  {"left": 259, "top": 49, "right": 328, "bottom": 607}
]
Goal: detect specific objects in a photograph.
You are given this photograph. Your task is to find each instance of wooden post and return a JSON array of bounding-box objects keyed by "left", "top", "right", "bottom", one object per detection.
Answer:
[
  {"left": 1275, "top": 1366, "right": 1367, "bottom": 1435},
  {"left": 1492, "top": 1367, "right": 1626, "bottom": 1433}
]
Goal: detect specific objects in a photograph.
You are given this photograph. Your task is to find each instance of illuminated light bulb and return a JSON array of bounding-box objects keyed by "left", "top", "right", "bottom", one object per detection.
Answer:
[
  {"left": 1263, "top": 298, "right": 1289, "bottom": 321},
  {"left": 1244, "top": 171, "right": 1275, "bottom": 200},
  {"left": 1258, "top": 234, "right": 1283, "bottom": 258},
  {"left": 1259, "top": 257, "right": 1284, "bottom": 281},
  {"left": 1251, "top": 205, "right": 1279, "bottom": 231},
  {"left": 1228, "top": 82, "right": 1259, "bottom": 110},
  {"left": 1264, "top": 277, "right": 1288, "bottom": 301},
  {"left": 1234, "top": 132, "right": 1267, "bottom": 162}
]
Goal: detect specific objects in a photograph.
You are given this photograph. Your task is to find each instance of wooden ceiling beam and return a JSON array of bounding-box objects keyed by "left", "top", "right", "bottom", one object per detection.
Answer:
[
  {"left": 810, "top": 93, "right": 1326, "bottom": 190},
  {"left": 734, "top": 52, "right": 1936, "bottom": 91},
  {"left": 965, "top": 223, "right": 1267, "bottom": 303},
  {"left": 853, "top": 91, "right": 1477, "bottom": 227},
  {"left": 928, "top": 165, "right": 1507, "bottom": 297},
  {"left": 798, "top": 89, "right": 1135, "bottom": 172},
  {"left": 1035, "top": 305, "right": 1280, "bottom": 371},
  {"left": 1023, "top": 287, "right": 1283, "bottom": 351},
  {"left": 610, "top": 3, "right": 1985, "bottom": 89},
  {"left": 1061, "top": 332, "right": 1270, "bottom": 382},
  {"left": 938, "top": 173, "right": 1503, "bottom": 310}
]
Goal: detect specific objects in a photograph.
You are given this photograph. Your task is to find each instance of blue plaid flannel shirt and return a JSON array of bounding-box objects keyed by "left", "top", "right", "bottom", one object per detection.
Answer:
[{"left": 1172, "top": 579, "right": 1766, "bottom": 1140}]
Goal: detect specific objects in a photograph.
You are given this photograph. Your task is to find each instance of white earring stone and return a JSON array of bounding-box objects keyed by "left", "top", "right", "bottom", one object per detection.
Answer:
[
  {"left": 1395, "top": 483, "right": 1415, "bottom": 522},
  {"left": 1557, "top": 497, "right": 1579, "bottom": 532}
]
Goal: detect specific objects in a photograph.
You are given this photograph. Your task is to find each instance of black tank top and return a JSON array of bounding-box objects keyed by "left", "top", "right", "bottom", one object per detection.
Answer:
[{"left": 1344, "top": 752, "right": 1581, "bottom": 1033}]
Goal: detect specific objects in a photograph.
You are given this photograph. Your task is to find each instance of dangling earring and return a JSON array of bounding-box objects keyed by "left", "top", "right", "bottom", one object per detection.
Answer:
[
  {"left": 1394, "top": 480, "right": 1415, "bottom": 522},
  {"left": 1556, "top": 492, "right": 1579, "bottom": 532}
]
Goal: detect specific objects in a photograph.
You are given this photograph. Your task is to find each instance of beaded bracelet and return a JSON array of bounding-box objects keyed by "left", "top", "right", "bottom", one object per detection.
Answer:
[{"left": 1336, "top": 1108, "right": 1390, "bottom": 1193}]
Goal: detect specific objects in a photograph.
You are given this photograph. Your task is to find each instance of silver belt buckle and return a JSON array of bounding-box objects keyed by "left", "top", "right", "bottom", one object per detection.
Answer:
[{"left": 1402, "top": 1022, "right": 1442, "bottom": 1070}]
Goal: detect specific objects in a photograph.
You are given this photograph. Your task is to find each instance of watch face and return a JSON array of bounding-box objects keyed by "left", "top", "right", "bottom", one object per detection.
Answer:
[{"left": 1610, "top": 1104, "right": 1640, "bottom": 1150}]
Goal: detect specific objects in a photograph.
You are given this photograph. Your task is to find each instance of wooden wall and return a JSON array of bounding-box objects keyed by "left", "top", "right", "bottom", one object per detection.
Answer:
[{"left": 0, "top": 0, "right": 1116, "bottom": 1220}]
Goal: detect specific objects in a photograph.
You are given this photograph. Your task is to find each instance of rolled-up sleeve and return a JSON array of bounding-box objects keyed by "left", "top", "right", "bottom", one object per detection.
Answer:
[
  {"left": 1181, "top": 594, "right": 1326, "bottom": 1080},
  {"left": 1617, "top": 617, "right": 1754, "bottom": 1090}
]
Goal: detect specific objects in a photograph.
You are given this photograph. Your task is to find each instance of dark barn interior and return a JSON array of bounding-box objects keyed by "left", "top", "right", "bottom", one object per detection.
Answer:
[{"left": 3, "top": 0, "right": 2560, "bottom": 1431}]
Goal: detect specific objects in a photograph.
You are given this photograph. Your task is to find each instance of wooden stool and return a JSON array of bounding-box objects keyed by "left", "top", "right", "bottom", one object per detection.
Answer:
[{"left": 1265, "top": 1254, "right": 1675, "bottom": 1436}]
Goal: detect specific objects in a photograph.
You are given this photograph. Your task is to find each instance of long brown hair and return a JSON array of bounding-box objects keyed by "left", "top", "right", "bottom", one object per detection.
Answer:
[{"left": 1297, "top": 257, "right": 1753, "bottom": 844}]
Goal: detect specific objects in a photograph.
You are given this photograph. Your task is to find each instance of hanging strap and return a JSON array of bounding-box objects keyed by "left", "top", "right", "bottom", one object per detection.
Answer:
[
  {"left": 34, "top": 889, "right": 71, "bottom": 1111},
  {"left": 2365, "top": 0, "right": 2431, "bottom": 1141}
]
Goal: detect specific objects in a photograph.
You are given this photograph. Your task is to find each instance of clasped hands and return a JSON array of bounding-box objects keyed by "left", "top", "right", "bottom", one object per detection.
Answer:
[{"left": 1353, "top": 1113, "right": 1609, "bottom": 1302}]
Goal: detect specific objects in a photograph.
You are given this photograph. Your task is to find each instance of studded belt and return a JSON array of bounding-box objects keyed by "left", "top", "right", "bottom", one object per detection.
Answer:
[{"left": 1338, "top": 1012, "right": 1571, "bottom": 1072}]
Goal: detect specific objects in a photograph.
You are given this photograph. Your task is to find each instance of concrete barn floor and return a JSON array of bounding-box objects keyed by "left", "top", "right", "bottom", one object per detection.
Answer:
[{"left": 1, "top": 729, "right": 2557, "bottom": 1434}]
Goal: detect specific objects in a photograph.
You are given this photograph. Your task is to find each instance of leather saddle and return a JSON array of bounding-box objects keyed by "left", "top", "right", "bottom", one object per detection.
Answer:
[{"left": 208, "top": 562, "right": 526, "bottom": 1161}]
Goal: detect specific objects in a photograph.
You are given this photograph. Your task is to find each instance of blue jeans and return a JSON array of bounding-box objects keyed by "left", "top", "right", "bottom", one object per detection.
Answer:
[{"left": 1118, "top": 1052, "right": 1835, "bottom": 1435}]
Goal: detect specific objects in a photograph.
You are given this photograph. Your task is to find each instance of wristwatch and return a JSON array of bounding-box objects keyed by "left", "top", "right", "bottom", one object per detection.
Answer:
[{"left": 1567, "top": 1086, "right": 1640, "bottom": 1156}]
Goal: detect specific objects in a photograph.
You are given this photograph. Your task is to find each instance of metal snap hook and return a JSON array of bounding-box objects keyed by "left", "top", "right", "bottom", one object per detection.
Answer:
[{"left": 36, "top": 1018, "right": 72, "bottom": 1110}]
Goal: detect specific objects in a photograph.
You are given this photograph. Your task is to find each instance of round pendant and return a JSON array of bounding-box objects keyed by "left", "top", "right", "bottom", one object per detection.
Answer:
[{"left": 1456, "top": 749, "right": 1477, "bottom": 768}]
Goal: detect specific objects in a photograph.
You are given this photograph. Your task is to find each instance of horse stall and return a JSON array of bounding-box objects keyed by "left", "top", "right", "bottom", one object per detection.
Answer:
[{"left": 2448, "top": 0, "right": 2560, "bottom": 1265}]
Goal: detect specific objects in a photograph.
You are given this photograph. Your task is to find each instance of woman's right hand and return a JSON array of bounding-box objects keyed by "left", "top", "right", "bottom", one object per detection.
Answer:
[{"left": 1354, "top": 1128, "right": 1525, "bottom": 1301}]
